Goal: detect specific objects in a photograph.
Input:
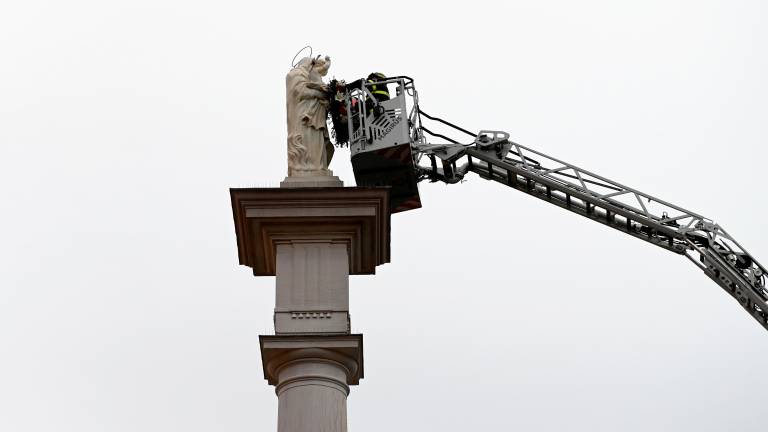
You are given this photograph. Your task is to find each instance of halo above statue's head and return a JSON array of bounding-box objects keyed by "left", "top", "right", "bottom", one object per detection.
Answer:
[{"left": 291, "top": 46, "right": 313, "bottom": 68}]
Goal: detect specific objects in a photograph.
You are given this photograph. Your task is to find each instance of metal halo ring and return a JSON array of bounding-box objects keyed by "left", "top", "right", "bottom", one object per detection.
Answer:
[{"left": 291, "top": 45, "right": 313, "bottom": 68}]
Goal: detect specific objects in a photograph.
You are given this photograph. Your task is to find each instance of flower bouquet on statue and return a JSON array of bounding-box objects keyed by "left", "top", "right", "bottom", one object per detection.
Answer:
[{"left": 327, "top": 79, "right": 350, "bottom": 147}]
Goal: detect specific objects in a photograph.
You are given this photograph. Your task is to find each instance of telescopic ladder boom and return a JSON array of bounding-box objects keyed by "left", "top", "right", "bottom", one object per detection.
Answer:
[
  {"left": 331, "top": 75, "right": 767, "bottom": 331},
  {"left": 462, "top": 138, "right": 768, "bottom": 331}
]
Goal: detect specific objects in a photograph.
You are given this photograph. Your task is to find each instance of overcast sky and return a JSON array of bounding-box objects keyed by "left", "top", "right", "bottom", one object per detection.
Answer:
[{"left": 1, "top": 1, "right": 767, "bottom": 431}]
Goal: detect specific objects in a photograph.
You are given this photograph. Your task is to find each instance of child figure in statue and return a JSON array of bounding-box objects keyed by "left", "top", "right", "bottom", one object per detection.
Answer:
[{"left": 285, "top": 55, "right": 335, "bottom": 177}]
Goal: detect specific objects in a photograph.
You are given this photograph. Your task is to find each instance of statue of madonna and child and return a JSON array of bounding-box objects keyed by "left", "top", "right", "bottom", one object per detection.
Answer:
[{"left": 281, "top": 52, "right": 342, "bottom": 187}]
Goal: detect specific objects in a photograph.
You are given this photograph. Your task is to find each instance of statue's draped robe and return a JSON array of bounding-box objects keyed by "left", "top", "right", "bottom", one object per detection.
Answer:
[{"left": 285, "top": 60, "right": 334, "bottom": 176}]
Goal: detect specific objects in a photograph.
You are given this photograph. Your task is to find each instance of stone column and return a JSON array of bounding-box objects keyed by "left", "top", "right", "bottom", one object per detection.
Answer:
[
  {"left": 276, "top": 355, "right": 349, "bottom": 432},
  {"left": 261, "top": 339, "right": 362, "bottom": 432},
  {"left": 231, "top": 187, "right": 390, "bottom": 432}
]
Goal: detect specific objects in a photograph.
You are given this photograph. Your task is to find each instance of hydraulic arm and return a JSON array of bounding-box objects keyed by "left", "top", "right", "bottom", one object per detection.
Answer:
[
  {"left": 327, "top": 75, "right": 768, "bottom": 331},
  {"left": 463, "top": 137, "right": 768, "bottom": 331}
]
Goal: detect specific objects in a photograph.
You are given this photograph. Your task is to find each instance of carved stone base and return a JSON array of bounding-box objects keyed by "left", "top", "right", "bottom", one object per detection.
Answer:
[{"left": 280, "top": 174, "right": 343, "bottom": 188}]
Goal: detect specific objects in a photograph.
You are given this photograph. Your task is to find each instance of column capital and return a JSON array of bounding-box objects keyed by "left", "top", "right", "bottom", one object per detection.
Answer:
[{"left": 260, "top": 334, "right": 364, "bottom": 386}]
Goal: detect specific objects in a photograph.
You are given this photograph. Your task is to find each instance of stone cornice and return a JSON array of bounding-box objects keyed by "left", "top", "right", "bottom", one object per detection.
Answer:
[{"left": 230, "top": 187, "right": 391, "bottom": 275}]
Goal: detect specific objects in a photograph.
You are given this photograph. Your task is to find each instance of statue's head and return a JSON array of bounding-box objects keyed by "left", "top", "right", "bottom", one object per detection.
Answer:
[
  {"left": 313, "top": 56, "right": 331, "bottom": 76},
  {"left": 293, "top": 55, "right": 330, "bottom": 77}
]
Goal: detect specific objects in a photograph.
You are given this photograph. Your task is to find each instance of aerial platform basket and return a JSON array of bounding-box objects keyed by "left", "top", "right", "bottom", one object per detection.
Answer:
[{"left": 345, "top": 76, "right": 422, "bottom": 213}]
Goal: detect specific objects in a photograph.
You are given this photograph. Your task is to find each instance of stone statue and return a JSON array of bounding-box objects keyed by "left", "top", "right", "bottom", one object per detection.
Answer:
[{"left": 285, "top": 55, "right": 336, "bottom": 178}]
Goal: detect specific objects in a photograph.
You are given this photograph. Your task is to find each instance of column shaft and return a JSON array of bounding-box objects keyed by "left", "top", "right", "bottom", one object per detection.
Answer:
[{"left": 276, "top": 359, "right": 349, "bottom": 432}]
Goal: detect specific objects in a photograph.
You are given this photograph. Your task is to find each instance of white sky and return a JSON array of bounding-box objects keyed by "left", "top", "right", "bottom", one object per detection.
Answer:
[{"left": 1, "top": 1, "right": 767, "bottom": 431}]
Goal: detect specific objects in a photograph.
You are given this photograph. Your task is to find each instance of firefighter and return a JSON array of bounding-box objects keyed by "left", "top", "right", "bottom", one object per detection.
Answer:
[
  {"left": 366, "top": 72, "right": 389, "bottom": 116},
  {"left": 367, "top": 72, "right": 390, "bottom": 102},
  {"left": 344, "top": 72, "right": 391, "bottom": 131}
]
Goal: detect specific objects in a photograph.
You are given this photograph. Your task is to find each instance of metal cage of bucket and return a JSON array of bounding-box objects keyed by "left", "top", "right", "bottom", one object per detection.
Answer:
[{"left": 345, "top": 76, "right": 423, "bottom": 213}]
